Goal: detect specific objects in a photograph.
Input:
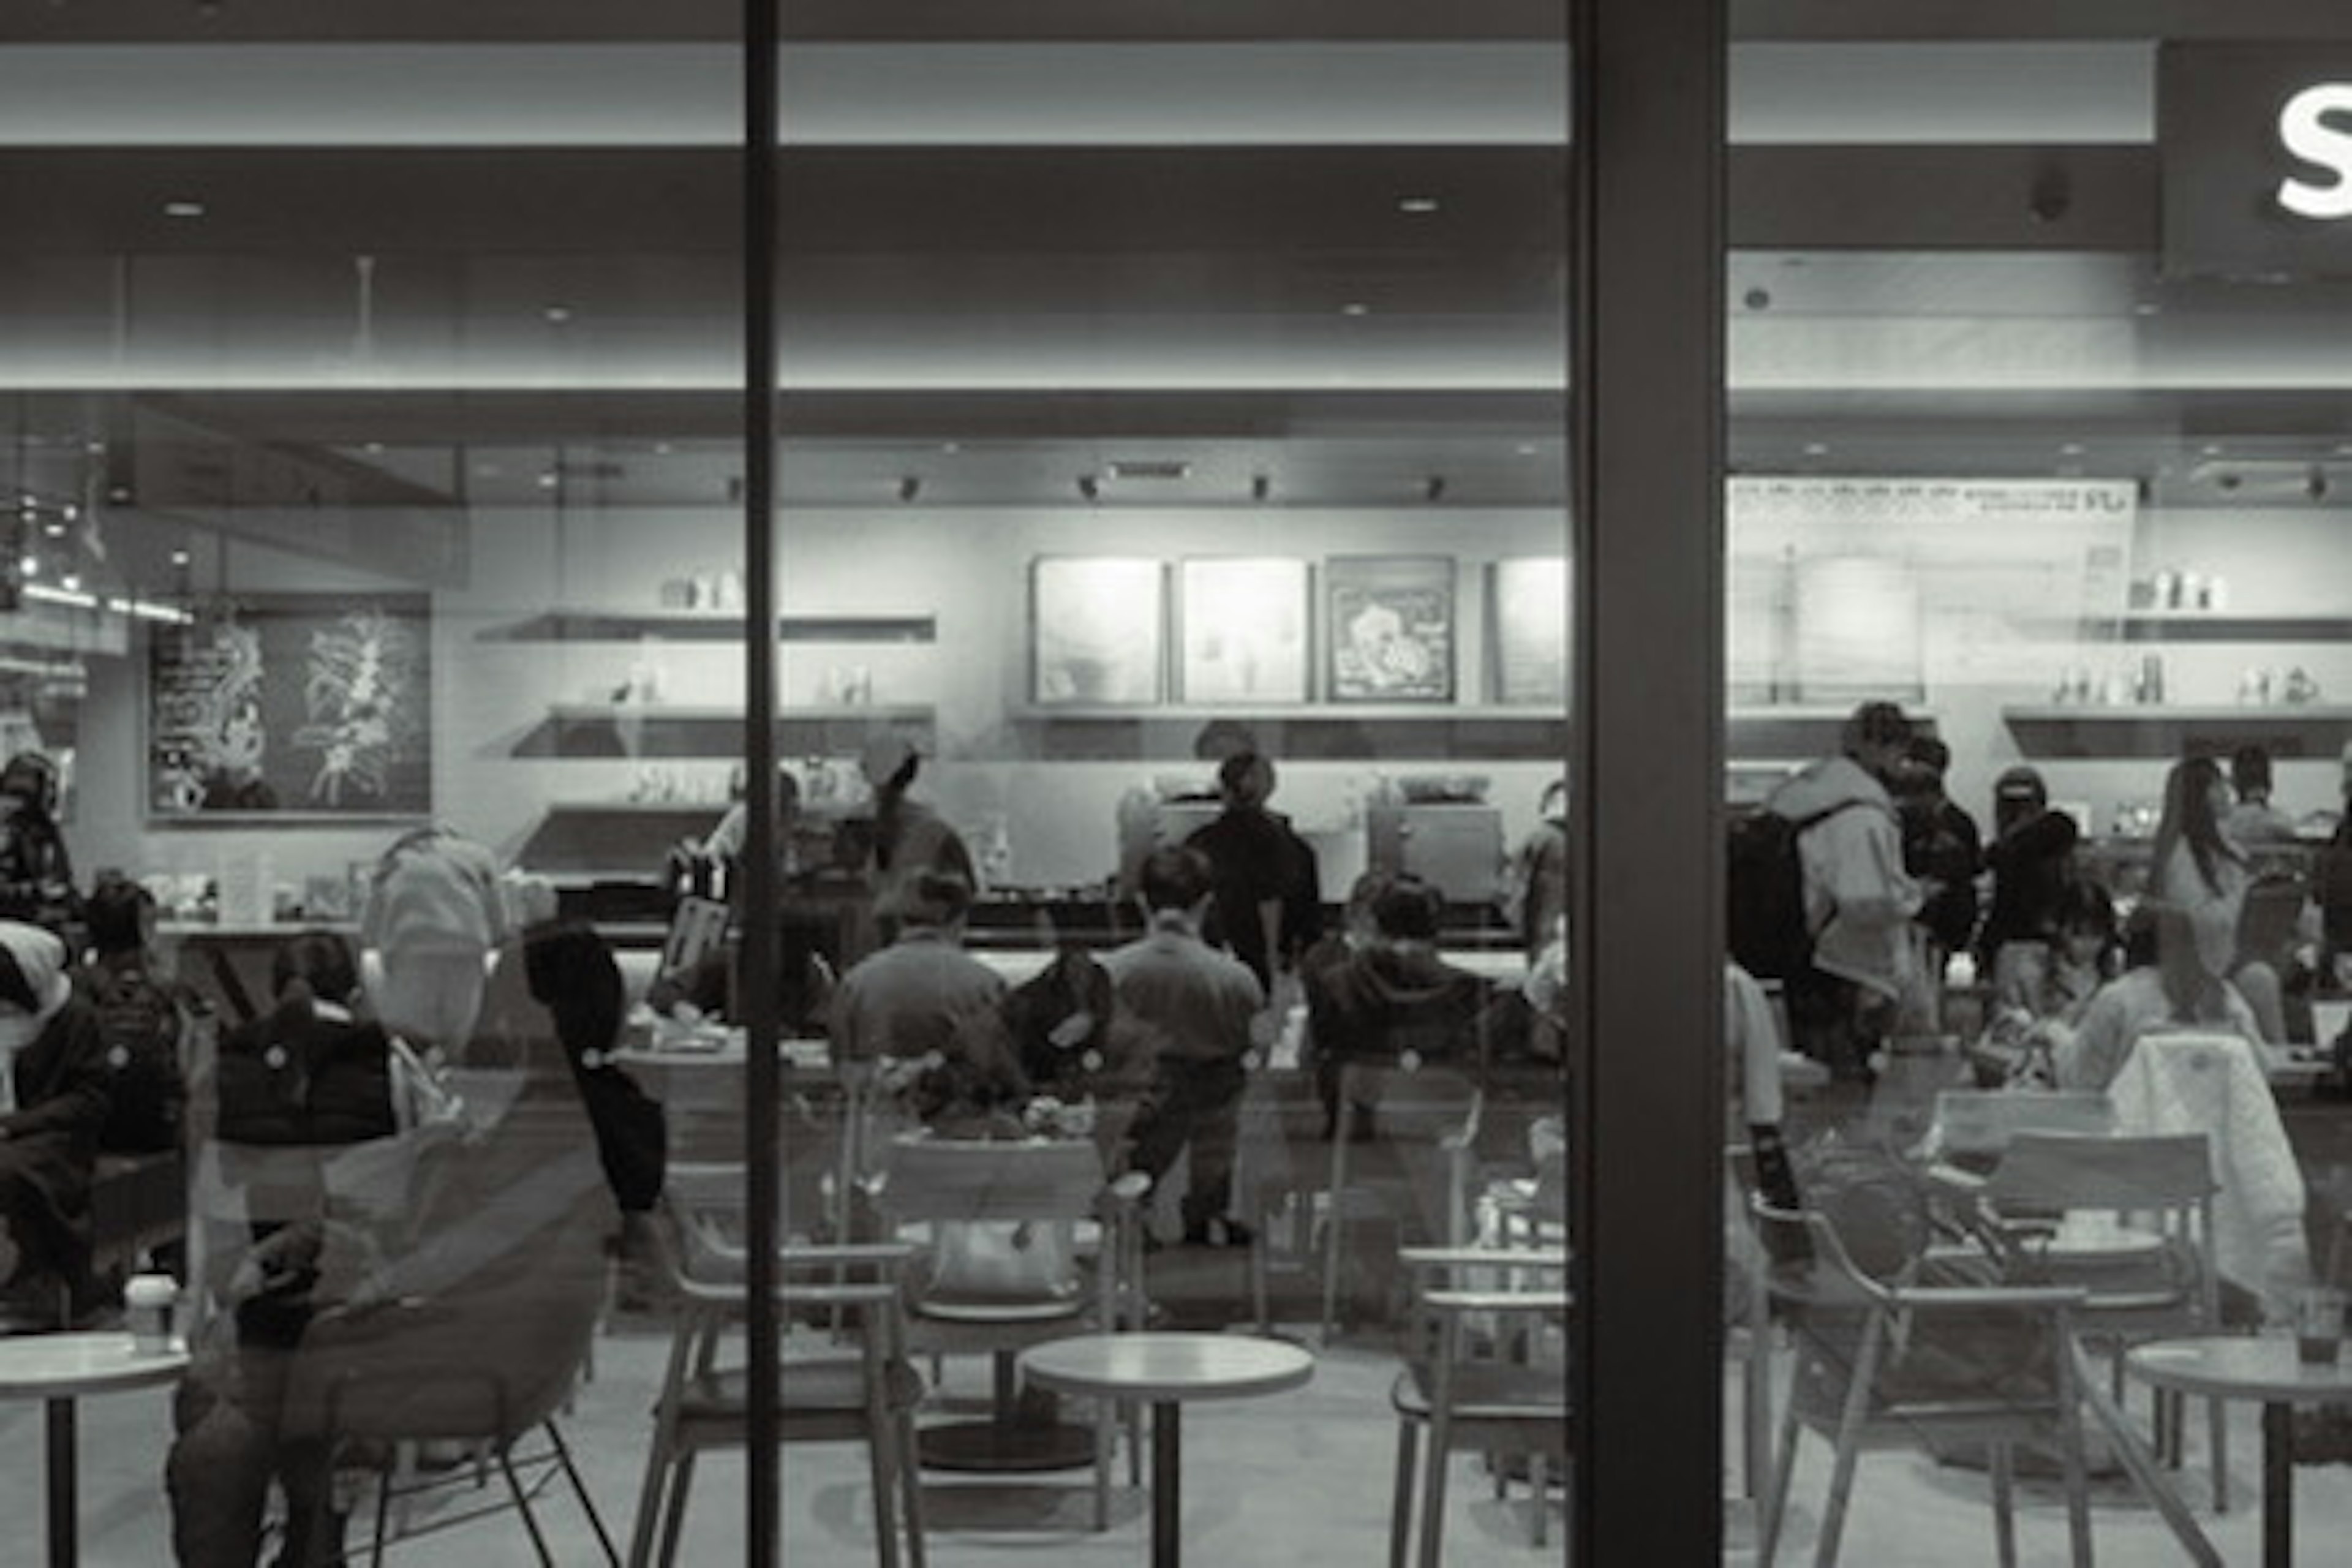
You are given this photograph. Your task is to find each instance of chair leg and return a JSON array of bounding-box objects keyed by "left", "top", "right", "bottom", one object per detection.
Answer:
[
  {"left": 1813, "top": 1316, "right": 1888, "bottom": 1568},
  {"left": 1417, "top": 1404, "right": 1453, "bottom": 1568},
  {"left": 867, "top": 1423, "right": 903, "bottom": 1568},
  {"left": 1528, "top": 1452, "right": 1548, "bottom": 1547},
  {"left": 2209, "top": 1394, "right": 2228, "bottom": 1513},
  {"left": 1758, "top": 1347, "right": 1807, "bottom": 1568},
  {"left": 896, "top": 1408, "right": 929, "bottom": 1568},
  {"left": 2052, "top": 1335, "right": 2092, "bottom": 1568},
  {"left": 1093, "top": 1390, "right": 1114, "bottom": 1532},
  {"left": 545, "top": 1420, "right": 623, "bottom": 1568},
  {"left": 656, "top": 1452, "right": 698, "bottom": 1568},
  {"left": 1390, "top": 1420, "right": 1419, "bottom": 1568},
  {"left": 1321, "top": 1203, "right": 1346, "bottom": 1347},
  {"left": 1989, "top": 1441, "right": 2017, "bottom": 1568},
  {"left": 371, "top": 1461, "right": 394, "bottom": 1568},
  {"left": 496, "top": 1449, "right": 560, "bottom": 1568}
]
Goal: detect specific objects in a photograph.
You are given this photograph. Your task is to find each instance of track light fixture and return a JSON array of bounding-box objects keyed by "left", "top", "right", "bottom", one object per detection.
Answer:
[
  {"left": 2310, "top": 467, "right": 2330, "bottom": 503},
  {"left": 898, "top": 475, "right": 921, "bottom": 504},
  {"left": 1423, "top": 474, "right": 1447, "bottom": 503},
  {"left": 1250, "top": 474, "right": 1270, "bottom": 504},
  {"left": 1077, "top": 474, "right": 1101, "bottom": 503}
]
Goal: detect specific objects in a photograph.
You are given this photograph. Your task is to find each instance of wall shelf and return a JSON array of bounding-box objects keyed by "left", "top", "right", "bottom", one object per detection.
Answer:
[
  {"left": 2002, "top": 704, "right": 2352, "bottom": 760},
  {"left": 2112, "top": 614, "right": 2352, "bottom": 644},
  {"left": 1003, "top": 706, "right": 1567, "bottom": 763},
  {"left": 511, "top": 704, "right": 934, "bottom": 759},
  {"left": 480, "top": 612, "right": 937, "bottom": 644}
]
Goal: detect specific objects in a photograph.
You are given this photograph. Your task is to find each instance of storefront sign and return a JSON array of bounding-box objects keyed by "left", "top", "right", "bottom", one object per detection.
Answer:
[{"left": 2160, "top": 42, "right": 2352, "bottom": 277}]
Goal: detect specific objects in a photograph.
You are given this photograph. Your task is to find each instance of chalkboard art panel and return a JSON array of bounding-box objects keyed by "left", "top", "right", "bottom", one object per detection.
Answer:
[
  {"left": 1327, "top": 555, "right": 1456, "bottom": 703},
  {"left": 149, "top": 595, "right": 432, "bottom": 819}
]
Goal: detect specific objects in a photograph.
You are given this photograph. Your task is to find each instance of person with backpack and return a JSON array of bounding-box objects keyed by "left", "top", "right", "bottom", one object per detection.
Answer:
[
  {"left": 1751, "top": 700, "right": 1922, "bottom": 1086},
  {"left": 73, "top": 872, "right": 192, "bottom": 1156}
]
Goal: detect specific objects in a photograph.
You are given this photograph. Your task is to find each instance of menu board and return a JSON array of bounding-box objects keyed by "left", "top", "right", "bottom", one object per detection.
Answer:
[
  {"left": 1490, "top": 557, "right": 1569, "bottom": 706},
  {"left": 1178, "top": 557, "right": 1310, "bottom": 704},
  {"left": 148, "top": 594, "right": 432, "bottom": 819},
  {"left": 1030, "top": 558, "right": 1164, "bottom": 706},
  {"left": 1327, "top": 556, "right": 1455, "bottom": 703}
]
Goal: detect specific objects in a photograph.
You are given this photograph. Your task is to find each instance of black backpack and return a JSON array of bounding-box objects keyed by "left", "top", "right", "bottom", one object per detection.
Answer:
[
  {"left": 1725, "top": 801, "right": 1866, "bottom": 981},
  {"left": 83, "top": 960, "right": 189, "bottom": 1154}
]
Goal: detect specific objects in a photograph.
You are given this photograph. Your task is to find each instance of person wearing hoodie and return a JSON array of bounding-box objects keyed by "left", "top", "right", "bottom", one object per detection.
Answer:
[
  {"left": 1763, "top": 700, "right": 1922, "bottom": 1085},
  {"left": 1302, "top": 874, "right": 1496, "bottom": 1140},
  {"left": 359, "top": 821, "right": 508, "bottom": 1058},
  {"left": 1105, "top": 845, "right": 1265, "bottom": 1248}
]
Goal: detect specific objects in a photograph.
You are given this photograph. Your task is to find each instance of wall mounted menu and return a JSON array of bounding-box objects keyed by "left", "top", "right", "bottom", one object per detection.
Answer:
[
  {"left": 1327, "top": 555, "right": 1455, "bottom": 703},
  {"left": 1490, "top": 557, "right": 1569, "bottom": 706},
  {"left": 148, "top": 594, "right": 432, "bottom": 818},
  {"left": 1178, "top": 557, "right": 1311, "bottom": 704}
]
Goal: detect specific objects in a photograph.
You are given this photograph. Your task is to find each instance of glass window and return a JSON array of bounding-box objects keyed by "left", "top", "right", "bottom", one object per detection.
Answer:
[{"left": 1727, "top": 13, "right": 2352, "bottom": 1564}]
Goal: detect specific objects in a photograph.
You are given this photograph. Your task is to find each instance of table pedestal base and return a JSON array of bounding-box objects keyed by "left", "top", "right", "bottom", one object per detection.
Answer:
[
  {"left": 917, "top": 1418, "right": 1097, "bottom": 1473},
  {"left": 1152, "top": 1401, "right": 1179, "bottom": 1568},
  {"left": 47, "top": 1398, "right": 74, "bottom": 1568}
]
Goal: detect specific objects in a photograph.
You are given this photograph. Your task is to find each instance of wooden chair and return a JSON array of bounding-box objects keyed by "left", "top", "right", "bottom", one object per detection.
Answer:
[
  {"left": 1250, "top": 1060, "right": 1483, "bottom": 1344},
  {"left": 875, "top": 1134, "right": 1148, "bottom": 1531},
  {"left": 1978, "top": 1130, "right": 2228, "bottom": 1510},
  {"left": 627, "top": 1163, "right": 926, "bottom": 1568},
  {"left": 1751, "top": 1196, "right": 2095, "bottom": 1568},
  {"left": 1387, "top": 1243, "right": 1570, "bottom": 1567}
]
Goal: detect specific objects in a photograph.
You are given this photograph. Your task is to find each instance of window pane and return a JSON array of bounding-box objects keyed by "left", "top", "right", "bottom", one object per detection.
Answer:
[{"left": 1726, "top": 13, "right": 2352, "bottom": 1564}]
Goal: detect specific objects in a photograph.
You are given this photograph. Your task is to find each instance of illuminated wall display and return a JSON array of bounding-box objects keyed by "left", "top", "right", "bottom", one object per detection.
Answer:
[{"left": 2162, "top": 42, "right": 2352, "bottom": 274}]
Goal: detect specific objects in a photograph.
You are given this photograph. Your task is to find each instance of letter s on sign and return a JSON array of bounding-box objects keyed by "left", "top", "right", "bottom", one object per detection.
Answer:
[{"left": 2278, "top": 83, "right": 2352, "bottom": 220}]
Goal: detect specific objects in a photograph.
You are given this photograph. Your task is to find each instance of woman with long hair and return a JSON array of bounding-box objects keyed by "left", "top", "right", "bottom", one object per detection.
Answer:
[{"left": 2150, "top": 753, "right": 2285, "bottom": 1042}]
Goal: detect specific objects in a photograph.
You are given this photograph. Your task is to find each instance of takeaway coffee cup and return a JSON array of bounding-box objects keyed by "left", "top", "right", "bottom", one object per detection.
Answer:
[
  {"left": 2296, "top": 1286, "right": 2346, "bottom": 1366},
  {"left": 124, "top": 1273, "right": 179, "bottom": 1355}
]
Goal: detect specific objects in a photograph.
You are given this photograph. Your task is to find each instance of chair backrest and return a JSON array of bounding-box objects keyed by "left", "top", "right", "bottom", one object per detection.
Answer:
[
  {"left": 1984, "top": 1131, "right": 2215, "bottom": 1214},
  {"left": 878, "top": 1134, "right": 1107, "bottom": 1226},
  {"left": 1932, "top": 1088, "right": 2116, "bottom": 1158},
  {"left": 2237, "top": 872, "right": 2308, "bottom": 969}
]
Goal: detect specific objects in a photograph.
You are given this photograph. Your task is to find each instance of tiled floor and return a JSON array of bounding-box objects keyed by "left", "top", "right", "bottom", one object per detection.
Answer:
[{"left": 16, "top": 1305, "right": 2352, "bottom": 1564}]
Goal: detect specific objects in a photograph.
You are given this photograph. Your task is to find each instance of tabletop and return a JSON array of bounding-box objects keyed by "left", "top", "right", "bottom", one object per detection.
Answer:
[
  {"left": 0, "top": 1332, "right": 189, "bottom": 1400},
  {"left": 1022, "top": 1332, "right": 1315, "bottom": 1404},
  {"left": 2127, "top": 1335, "right": 2352, "bottom": 1403}
]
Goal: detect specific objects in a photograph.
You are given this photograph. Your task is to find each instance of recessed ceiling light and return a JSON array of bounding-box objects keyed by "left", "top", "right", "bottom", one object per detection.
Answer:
[
  {"left": 1340, "top": 302, "right": 1370, "bottom": 317},
  {"left": 2132, "top": 301, "right": 2162, "bottom": 317},
  {"left": 940, "top": 442, "right": 962, "bottom": 455},
  {"left": 1803, "top": 442, "right": 1830, "bottom": 458},
  {"left": 1397, "top": 197, "right": 1441, "bottom": 214},
  {"left": 161, "top": 200, "right": 206, "bottom": 219},
  {"left": 1515, "top": 444, "right": 1540, "bottom": 458},
  {"left": 652, "top": 442, "right": 673, "bottom": 456},
  {"left": 535, "top": 470, "right": 559, "bottom": 489},
  {"left": 18, "top": 557, "right": 36, "bottom": 578},
  {"left": 543, "top": 306, "right": 572, "bottom": 324},
  {"left": 59, "top": 504, "right": 76, "bottom": 522},
  {"left": 169, "top": 549, "right": 190, "bottom": 567},
  {"left": 2199, "top": 443, "right": 2225, "bottom": 457},
  {"left": 363, "top": 442, "right": 384, "bottom": 456},
  {"left": 2058, "top": 442, "right": 2085, "bottom": 457}
]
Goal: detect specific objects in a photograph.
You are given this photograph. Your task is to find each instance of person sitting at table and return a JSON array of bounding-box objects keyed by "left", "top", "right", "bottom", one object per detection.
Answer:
[
  {"left": 72, "top": 870, "right": 194, "bottom": 1158},
  {"left": 359, "top": 820, "right": 508, "bottom": 1059},
  {"left": 827, "top": 869, "right": 1005, "bottom": 1066},
  {"left": 1980, "top": 879, "right": 2118, "bottom": 1087},
  {"left": 0, "top": 920, "right": 111, "bottom": 1329},
  {"left": 993, "top": 943, "right": 1156, "bottom": 1165},
  {"left": 1302, "top": 874, "right": 1497, "bottom": 1141},
  {"left": 2052, "top": 903, "right": 2263, "bottom": 1093},
  {"left": 166, "top": 929, "right": 434, "bottom": 1568}
]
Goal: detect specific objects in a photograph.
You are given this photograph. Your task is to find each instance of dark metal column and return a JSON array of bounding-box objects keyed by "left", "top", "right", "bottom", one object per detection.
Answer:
[
  {"left": 742, "top": 4, "right": 782, "bottom": 1566},
  {"left": 1569, "top": 0, "right": 1727, "bottom": 1563}
]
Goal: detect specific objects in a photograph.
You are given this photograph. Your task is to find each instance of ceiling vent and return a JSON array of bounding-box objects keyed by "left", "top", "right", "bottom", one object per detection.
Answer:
[{"left": 1105, "top": 460, "right": 1192, "bottom": 482}]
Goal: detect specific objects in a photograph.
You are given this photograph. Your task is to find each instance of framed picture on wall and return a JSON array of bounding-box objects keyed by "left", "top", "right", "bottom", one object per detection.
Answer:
[
  {"left": 1177, "top": 557, "right": 1311, "bottom": 704},
  {"left": 147, "top": 594, "right": 434, "bottom": 820},
  {"left": 1489, "top": 557, "right": 1570, "bottom": 706},
  {"left": 1030, "top": 557, "right": 1165, "bottom": 706},
  {"left": 1327, "top": 555, "right": 1456, "bottom": 703}
]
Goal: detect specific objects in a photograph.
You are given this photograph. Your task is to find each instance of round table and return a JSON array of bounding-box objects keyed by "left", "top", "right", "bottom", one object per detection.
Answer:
[
  {"left": 0, "top": 1331, "right": 190, "bottom": 1567},
  {"left": 2127, "top": 1335, "right": 2352, "bottom": 1568},
  {"left": 1021, "top": 1332, "right": 1314, "bottom": 1567}
]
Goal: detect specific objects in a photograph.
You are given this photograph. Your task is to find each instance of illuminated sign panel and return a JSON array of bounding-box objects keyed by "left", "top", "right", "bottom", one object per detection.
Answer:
[{"left": 2160, "top": 42, "right": 2352, "bottom": 276}]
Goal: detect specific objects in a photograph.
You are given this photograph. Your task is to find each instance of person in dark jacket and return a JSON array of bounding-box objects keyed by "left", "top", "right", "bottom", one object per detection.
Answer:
[
  {"left": 0, "top": 919, "right": 111, "bottom": 1327},
  {"left": 168, "top": 929, "right": 402, "bottom": 1568},
  {"left": 0, "top": 751, "right": 80, "bottom": 941},
  {"left": 1893, "top": 736, "right": 1983, "bottom": 976},
  {"left": 1183, "top": 749, "right": 1324, "bottom": 992},
  {"left": 1303, "top": 875, "right": 1496, "bottom": 1140},
  {"left": 1977, "top": 764, "right": 2082, "bottom": 970},
  {"left": 73, "top": 872, "right": 194, "bottom": 1156}
]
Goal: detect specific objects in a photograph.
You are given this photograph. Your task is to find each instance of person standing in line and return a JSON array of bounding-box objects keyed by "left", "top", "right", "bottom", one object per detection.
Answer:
[
  {"left": 359, "top": 821, "right": 508, "bottom": 1058},
  {"left": 861, "top": 734, "right": 978, "bottom": 949},
  {"left": 1891, "top": 735, "right": 1981, "bottom": 992},
  {"left": 1504, "top": 775, "right": 1570, "bottom": 963},
  {"left": 2224, "top": 743, "right": 2301, "bottom": 845},
  {"left": 1105, "top": 846, "right": 1265, "bottom": 1249},
  {"left": 1183, "top": 748, "right": 1324, "bottom": 993},
  {"left": 2151, "top": 752, "right": 2286, "bottom": 1044},
  {"left": 1763, "top": 700, "right": 1922, "bottom": 1087}
]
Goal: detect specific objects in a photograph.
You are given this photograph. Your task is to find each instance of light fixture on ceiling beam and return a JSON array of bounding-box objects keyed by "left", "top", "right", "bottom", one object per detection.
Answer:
[
  {"left": 1250, "top": 473, "right": 1270, "bottom": 504},
  {"left": 898, "top": 475, "right": 921, "bottom": 504},
  {"left": 1077, "top": 474, "right": 1101, "bottom": 504},
  {"left": 1423, "top": 474, "right": 1447, "bottom": 503}
]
